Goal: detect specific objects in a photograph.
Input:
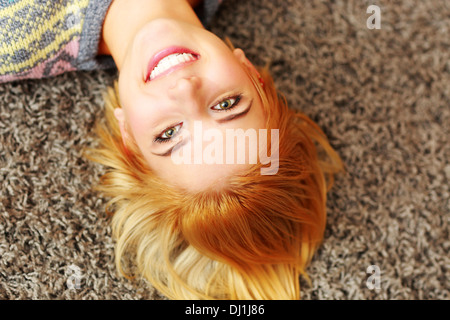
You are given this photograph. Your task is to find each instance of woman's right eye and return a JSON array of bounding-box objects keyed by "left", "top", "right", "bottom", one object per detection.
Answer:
[
  {"left": 154, "top": 122, "right": 183, "bottom": 143},
  {"left": 211, "top": 95, "right": 242, "bottom": 112}
]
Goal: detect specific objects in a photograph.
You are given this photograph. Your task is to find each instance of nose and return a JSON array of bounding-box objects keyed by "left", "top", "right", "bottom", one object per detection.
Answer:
[
  {"left": 167, "top": 76, "right": 201, "bottom": 101},
  {"left": 167, "top": 76, "right": 204, "bottom": 120}
]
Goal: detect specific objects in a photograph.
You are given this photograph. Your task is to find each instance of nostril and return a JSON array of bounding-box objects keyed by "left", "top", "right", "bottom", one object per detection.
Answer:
[{"left": 185, "top": 76, "right": 200, "bottom": 87}]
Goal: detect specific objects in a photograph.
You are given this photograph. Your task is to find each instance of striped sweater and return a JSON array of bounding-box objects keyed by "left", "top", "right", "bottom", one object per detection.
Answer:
[{"left": 0, "top": 0, "right": 222, "bottom": 83}]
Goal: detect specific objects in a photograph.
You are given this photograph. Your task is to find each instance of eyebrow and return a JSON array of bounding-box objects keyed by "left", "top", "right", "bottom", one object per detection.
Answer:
[
  {"left": 152, "top": 138, "right": 188, "bottom": 157},
  {"left": 151, "top": 99, "right": 254, "bottom": 157}
]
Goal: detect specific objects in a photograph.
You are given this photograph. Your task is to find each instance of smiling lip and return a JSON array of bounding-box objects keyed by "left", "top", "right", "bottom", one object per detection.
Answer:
[{"left": 145, "top": 46, "right": 200, "bottom": 82}]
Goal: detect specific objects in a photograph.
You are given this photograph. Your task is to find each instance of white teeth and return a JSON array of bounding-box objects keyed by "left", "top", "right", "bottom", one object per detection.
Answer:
[{"left": 150, "top": 53, "right": 196, "bottom": 80}]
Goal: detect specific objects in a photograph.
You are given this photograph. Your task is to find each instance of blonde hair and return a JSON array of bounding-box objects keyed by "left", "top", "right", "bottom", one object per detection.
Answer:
[{"left": 87, "top": 56, "right": 343, "bottom": 299}]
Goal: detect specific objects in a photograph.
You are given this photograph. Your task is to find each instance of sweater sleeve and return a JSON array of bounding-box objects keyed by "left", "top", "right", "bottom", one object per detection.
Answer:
[
  {"left": 0, "top": 0, "right": 223, "bottom": 83},
  {"left": 0, "top": 0, "right": 115, "bottom": 83},
  {"left": 195, "top": 0, "right": 223, "bottom": 26},
  {"left": 75, "top": 0, "right": 115, "bottom": 71}
]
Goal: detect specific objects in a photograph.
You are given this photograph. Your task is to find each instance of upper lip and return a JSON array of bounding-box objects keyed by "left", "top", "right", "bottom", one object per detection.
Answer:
[{"left": 145, "top": 46, "right": 200, "bottom": 82}]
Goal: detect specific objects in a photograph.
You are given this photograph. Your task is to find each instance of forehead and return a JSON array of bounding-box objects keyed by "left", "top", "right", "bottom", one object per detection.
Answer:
[{"left": 148, "top": 107, "right": 266, "bottom": 186}]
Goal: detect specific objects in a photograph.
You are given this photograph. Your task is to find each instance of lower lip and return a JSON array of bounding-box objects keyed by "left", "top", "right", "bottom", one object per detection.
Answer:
[{"left": 145, "top": 46, "right": 199, "bottom": 81}]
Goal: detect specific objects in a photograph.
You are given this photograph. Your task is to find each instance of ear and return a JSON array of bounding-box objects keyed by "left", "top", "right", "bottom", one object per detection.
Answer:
[
  {"left": 233, "top": 48, "right": 253, "bottom": 68},
  {"left": 233, "top": 48, "right": 263, "bottom": 85},
  {"left": 113, "top": 108, "right": 131, "bottom": 147},
  {"left": 233, "top": 48, "right": 246, "bottom": 62}
]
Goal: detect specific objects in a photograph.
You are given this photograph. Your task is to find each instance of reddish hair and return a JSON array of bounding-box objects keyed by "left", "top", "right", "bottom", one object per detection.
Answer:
[{"left": 87, "top": 61, "right": 343, "bottom": 299}]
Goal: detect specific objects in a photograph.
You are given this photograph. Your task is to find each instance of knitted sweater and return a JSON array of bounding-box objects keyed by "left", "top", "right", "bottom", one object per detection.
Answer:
[{"left": 0, "top": 0, "right": 222, "bottom": 83}]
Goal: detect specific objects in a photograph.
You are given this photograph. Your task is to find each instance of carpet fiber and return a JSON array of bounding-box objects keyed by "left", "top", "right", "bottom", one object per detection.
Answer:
[{"left": 1, "top": 0, "right": 448, "bottom": 299}]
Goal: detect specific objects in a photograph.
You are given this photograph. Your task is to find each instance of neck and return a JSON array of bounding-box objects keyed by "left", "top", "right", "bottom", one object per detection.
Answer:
[{"left": 98, "top": 0, "right": 204, "bottom": 71}]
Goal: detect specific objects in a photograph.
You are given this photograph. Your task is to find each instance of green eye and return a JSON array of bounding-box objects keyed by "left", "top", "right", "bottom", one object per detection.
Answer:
[
  {"left": 163, "top": 128, "right": 175, "bottom": 138},
  {"left": 155, "top": 122, "right": 183, "bottom": 143},
  {"left": 219, "top": 99, "right": 233, "bottom": 109},
  {"left": 212, "top": 96, "right": 241, "bottom": 111}
]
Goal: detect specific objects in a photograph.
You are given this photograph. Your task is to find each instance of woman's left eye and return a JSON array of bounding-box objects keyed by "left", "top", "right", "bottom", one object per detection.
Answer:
[
  {"left": 211, "top": 95, "right": 241, "bottom": 111},
  {"left": 154, "top": 122, "right": 183, "bottom": 143}
]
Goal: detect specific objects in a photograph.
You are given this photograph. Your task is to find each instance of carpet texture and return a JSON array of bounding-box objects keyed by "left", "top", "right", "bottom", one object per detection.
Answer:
[{"left": 0, "top": 0, "right": 448, "bottom": 299}]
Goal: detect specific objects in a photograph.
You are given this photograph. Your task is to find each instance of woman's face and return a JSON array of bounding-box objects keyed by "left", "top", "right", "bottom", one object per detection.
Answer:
[{"left": 116, "top": 18, "right": 265, "bottom": 191}]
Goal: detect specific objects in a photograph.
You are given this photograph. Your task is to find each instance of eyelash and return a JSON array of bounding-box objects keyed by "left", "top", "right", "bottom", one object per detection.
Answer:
[
  {"left": 211, "top": 94, "right": 242, "bottom": 112},
  {"left": 153, "top": 94, "right": 243, "bottom": 144},
  {"left": 154, "top": 122, "right": 183, "bottom": 144}
]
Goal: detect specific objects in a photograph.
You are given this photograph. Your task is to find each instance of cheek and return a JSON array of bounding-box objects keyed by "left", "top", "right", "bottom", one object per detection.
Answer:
[
  {"left": 120, "top": 100, "right": 157, "bottom": 148},
  {"left": 205, "top": 54, "right": 247, "bottom": 85},
  {"left": 127, "top": 111, "right": 153, "bottom": 143}
]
